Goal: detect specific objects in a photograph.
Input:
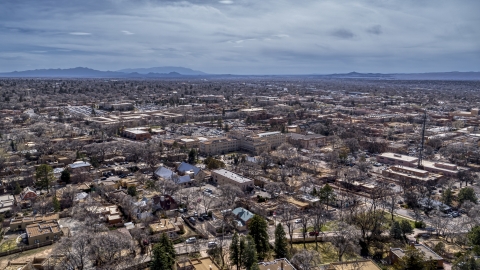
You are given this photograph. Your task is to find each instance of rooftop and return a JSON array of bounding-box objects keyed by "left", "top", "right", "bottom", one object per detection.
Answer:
[
  {"left": 378, "top": 152, "right": 418, "bottom": 163},
  {"left": 212, "top": 169, "right": 252, "bottom": 184},
  {"left": 258, "top": 258, "right": 296, "bottom": 270}
]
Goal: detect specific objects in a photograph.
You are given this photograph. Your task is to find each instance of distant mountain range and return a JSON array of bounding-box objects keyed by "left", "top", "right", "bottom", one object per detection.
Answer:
[
  {"left": 0, "top": 67, "right": 479, "bottom": 80},
  {"left": 0, "top": 67, "right": 206, "bottom": 78}
]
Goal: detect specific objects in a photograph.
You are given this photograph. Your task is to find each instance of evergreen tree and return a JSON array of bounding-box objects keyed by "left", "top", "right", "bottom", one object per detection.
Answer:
[
  {"left": 248, "top": 214, "right": 270, "bottom": 258},
  {"left": 458, "top": 187, "right": 478, "bottom": 204},
  {"left": 319, "top": 184, "right": 335, "bottom": 210},
  {"left": 35, "top": 164, "right": 55, "bottom": 192},
  {"left": 230, "top": 232, "right": 241, "bottom": 270},
  {"left": 400, "top": 220, "right": 414, "bottom": 236},
  {"left": 151, "top": 233, "right": 176, "bottom": 270},
  {"left": 274, "top": 223, "right": 288, "bottom": 258},
  {"left": 188, "top": 148, "right": 197, "bottom": 164},
  {"left": 14, "top": 182, "right": 21, "bottom": 195},
  {"left": 243, "top": 235, "right": 260, "bottom": 270},
  {"left": 390, "top": 221, "right": 403, "bottom": 240},
  {"left": 453, "top": 253, "right": 480, "bottom": 270},
  {"left": 442, "top": 188, "right": 453, "bottom": 206},
  {"left": 52, "top": 196, "right": 60, "bottom": 212},
  {"left": 60, "top": 169, "right": 71, "bottom": 184},
  {"left": 127, "top": 186, "right": 137, "bottom": 197}
]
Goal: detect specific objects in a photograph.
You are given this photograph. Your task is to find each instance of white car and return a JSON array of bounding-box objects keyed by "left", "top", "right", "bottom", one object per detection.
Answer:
[
  {"left": 186, "top": 237, "right": 197, "bottom": 244},
  {"left": 294, "top": 219, "right": 302, "bottom": 224}
]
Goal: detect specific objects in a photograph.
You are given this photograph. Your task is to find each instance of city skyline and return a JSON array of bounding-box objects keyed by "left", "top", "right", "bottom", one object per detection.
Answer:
[{"left": 1, "top": 0, "right": 479, "bottom": 74}]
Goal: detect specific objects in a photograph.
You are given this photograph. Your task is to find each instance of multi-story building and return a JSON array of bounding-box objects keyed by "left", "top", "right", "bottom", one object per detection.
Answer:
[
  {"left": 382, "top": 166, "right": 443, "bottom": 184},
  {"left": 377, "top": 152, "right": 463, "bottom": 177},
  {"left": 199, "top": 137, "right": 239, "bottom": 155},
  {"left": 123, "top": 128, "right": 151, "bottom": 141},
  {"left": 287, "top": 133, "right": 327, "bottom": 149},
  {"left": 26, "top": 220, "right": 63, "bottom": 245},
  {"left": 10, "top": 214, "right": 59, "bottom": 231},
  {"left": 211, "top": 169, "right": 254, "bottom": 190}
]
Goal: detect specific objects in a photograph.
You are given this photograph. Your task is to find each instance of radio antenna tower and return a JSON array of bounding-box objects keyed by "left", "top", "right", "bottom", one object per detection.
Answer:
[{"left": 417, "top": 110, "right": 427, "bottom": 169}]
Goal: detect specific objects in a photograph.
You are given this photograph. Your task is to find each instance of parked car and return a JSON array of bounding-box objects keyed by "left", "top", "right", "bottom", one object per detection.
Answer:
[
  {"left": 186, "top": 237, "right": 196, "bottom": 244},
  {"left": 309, "top": 231, "right": 319, "bottom": 236},
  {"left": 207, "top": 241, "right": 217, "bottom": 248},
  {"left": 198, "top": 216, "right": 204, "bottom": 222},
  {"left": 294, "top": 219, "right": 302, "bottom": 224},
  {"left": 194, "top": 212, "right": 198, "bottom": 217}
]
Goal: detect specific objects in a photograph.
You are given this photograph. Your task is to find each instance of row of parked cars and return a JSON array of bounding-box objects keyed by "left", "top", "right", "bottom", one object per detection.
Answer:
[
  {"left": 188, "top": 213, "right": 211, "bottom": 225},
  {"left": 185, "top": 237, "right": 218, "bottom": 248}
]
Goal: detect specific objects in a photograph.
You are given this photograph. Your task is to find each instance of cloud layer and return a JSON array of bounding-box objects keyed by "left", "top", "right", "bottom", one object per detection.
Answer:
[{"left": 0, "top": 0, "right": 479, "bottom": 74}]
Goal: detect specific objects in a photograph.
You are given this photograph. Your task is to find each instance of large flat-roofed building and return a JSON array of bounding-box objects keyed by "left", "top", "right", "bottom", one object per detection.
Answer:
[
  {"left": 26, "top": 220, "right": 62, "bottom": 245},
  {"left": 256, "top": 131, "right": 286, "bottom": 149},
  {"left": 10, "top": 214, "right": 59, "bottom": 231},
  {"left": 199, "top": 137, "right": 238, "bottom": 155},
  {"left": 376, "top": 152, "right": 418, "bottom": 167},
  {"left": 211, "top": 169, "right": 254, "bottom": 190},
  {"left": 382, "top": 166, "right": 443, "bottom": 184},
  {"left": 377, "top": 152, "right": 464, "bottom": 177},
  {"left": 287, "top": 133, "right": 326, "bottom": 149},
  {"left": 123, "top": 128, "right": 151, "bottom": 141}
]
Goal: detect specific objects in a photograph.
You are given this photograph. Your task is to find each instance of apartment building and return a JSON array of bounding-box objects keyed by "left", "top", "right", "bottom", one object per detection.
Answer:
[
  {"left": 211, "top": 169, "right": 254, "bottom": 190},
  {"left": 10, "top": 214, "right": 59, "bottom": 231},
  {"left": 382, "top": 166, "right": 443, "bottom": 184},
  {"left": 287, "top": 133, "right": 327, "bottom": 149},
  {"left": 123, "top": 128, "right": 151, "bottom": 141},
  {"left": 199, "top": 137, "right": 239, "bottom": 155}
]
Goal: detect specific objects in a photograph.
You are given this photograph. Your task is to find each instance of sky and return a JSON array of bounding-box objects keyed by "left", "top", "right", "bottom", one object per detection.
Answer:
[{"left": 0, "top": 0, "right": 479, "bottom": 74}]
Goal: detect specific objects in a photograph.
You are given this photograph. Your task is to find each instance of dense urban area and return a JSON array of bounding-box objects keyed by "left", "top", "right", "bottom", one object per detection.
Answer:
[{"left": 1, "top": 77, "right": 480, "bottom": 270}]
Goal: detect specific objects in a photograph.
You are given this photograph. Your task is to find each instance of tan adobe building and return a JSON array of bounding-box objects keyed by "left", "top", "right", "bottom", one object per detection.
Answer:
[
  {"left": 327, "top": 259, "right": 381, "bottom": 270},
  {"left": 287, "top": 133, "right": 327, "bottom": 149},
  {"left": 149, "top": 218, "right": 183, "bottom": 238},
  {"left": 10, "top": 214, "right": 59, "bottom": 231},
  {"left": 377, "top": 152, "right": 463, "bottom": 177},
  {"left": 389, "top": 244, "right": 443, "bottom": 268},
  {"left": 26, "top": 220, "right": 62, "bottom": 245},
  {"left": 199, "top": 137, "right": 238, "bottom": 155},
  {"left": 211, "top": 169, "right": 254, "bottom": 190},
  {"left": 382, "top": 166, "right": 443, "bottom": 184},
  {"left": 123, "top": 128, "right": 151, "bottom": 141},
  {"left": 258, "top": 258, "right": 296, "bottom": 270},
  {"left": 176, "top": 256, "right": 220, "bottom": 270}
]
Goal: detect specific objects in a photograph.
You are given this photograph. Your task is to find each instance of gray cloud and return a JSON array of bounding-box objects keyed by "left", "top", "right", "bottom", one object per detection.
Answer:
[
  {"left": 331, "top": 29, "right": 355, "bottom": 39},
  {"left": 367, "top": 25, "right": 382, "bottom": 35},
  {"left": 0, "top": 0, "right": 479, "bottom": 74}
]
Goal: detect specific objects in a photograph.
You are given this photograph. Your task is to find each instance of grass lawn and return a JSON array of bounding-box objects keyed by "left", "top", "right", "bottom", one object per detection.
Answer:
[
  {"left": 383, "top": 212, "right": 415, "bottom": 228},
  {"left": 295, "top": 221, "right": 338, "bottom": 233},
  {"left": 0, "top": 239, "right": 18, "bottom": 252},
  {"left": 292, "top": 242, "right": 361, "bottom": 265}
]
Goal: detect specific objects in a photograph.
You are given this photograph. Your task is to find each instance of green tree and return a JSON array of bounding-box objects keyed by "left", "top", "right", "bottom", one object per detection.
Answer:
[
  {"left": 188, "top": 148, "right": 197, "bottom": 164},
  {"left": 248, "top": 214, "right": 270, "bottom": 258},
  {"left": 458, "top": 187, "right": 478, "bottom": 204},
  {"left": 217, "top": 119, "right": 223, "bottom": 129},
  {"left": 442, "top": 188, "right": 453, "bottom": 206},
  {"left": 468, "top": 225, "right": 480, "bottom": 254},
  {"left": 229, "top": 232, "right": 241, "bottom": 270},
  {"left": 60, "top": 169, "right": 71, "bottom": 184},
  {"left": 319, "top": 184, "right": 336, "bottom": 211},
  {"left": 151, "top": 233, "right": 175, "bottom": 270},
  {"left": 52, "top": 196, "right": 61, "bottom": 212},
  {"left": 35, "top": 164, "right": 55, "bottom": 192},
  {"left": 274, "top": 223, "right": 288, "bottom": 258},
  {"left": 453, "top": 253, "right": 480, "bottom": 270},
  {"left": 14, "top": 182, "right": 22, "bottom": 195},
  {"left": 243, "top": 235, "right": 260, "bottom": 270},
  {"left": 390, "top": 221, "right": 403, "bottom": 240},
  {"left": 393, "top": 245, "right": 426, "bottom": 270},
  {"left": 400, "top": 220, "right": 414, "bottom": 237},
  {"left": 127, "top": 186, "right": 137, "bottom": 197}
]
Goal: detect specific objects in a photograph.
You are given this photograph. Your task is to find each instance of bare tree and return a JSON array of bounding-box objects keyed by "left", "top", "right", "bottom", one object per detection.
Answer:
[
  {"left": 291, "top": 249, "right": 321, "bottom": 270},
  {"left": 218, "top": 184, "right": 243, "bottom": 207},
  {"left": 331, "top": 222, "right": 360, "bottom": 262},
  {"left": 279, "top": 203, "right": 297, "bottom": 249}
]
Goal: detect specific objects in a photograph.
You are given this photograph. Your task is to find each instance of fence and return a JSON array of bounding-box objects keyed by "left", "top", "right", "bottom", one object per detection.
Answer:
[{"left": 0, "top": 240, "right": 55, "bottom": 257}]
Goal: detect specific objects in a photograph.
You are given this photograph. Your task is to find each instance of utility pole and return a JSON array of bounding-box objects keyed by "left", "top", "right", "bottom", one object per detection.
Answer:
[{"left": 417, "top": 110, "right": 427, "bottom": 169}]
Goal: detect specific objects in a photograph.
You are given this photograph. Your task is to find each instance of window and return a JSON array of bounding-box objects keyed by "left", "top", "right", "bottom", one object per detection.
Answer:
[{"left": 35, "top": 239, "right": 40, "bottom": 244}]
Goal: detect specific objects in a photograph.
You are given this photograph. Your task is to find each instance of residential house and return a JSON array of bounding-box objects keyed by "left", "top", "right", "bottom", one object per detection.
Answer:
[
  {"left": 154, "top": 166, "right": 193, "bottom": 186},
  {"left": 326, "top": 259, "right": 381, "bottom": 270},
  {"left": 389, "top": 244, "right": 444, "bottom": 268},
  {"left": 10, "top": 214, "right": 59, "bottom": 231},
  {"left": 232, "top": 207, "right": 254, "bottom": 230},
  {"left": 26, "top": 220, "right": 63, "bottom": 245}
]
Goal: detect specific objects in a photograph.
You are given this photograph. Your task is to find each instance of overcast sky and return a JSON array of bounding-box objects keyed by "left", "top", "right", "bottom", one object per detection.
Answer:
[{"left": 1, "top": 0, "right": 479, "bottom": 74}]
